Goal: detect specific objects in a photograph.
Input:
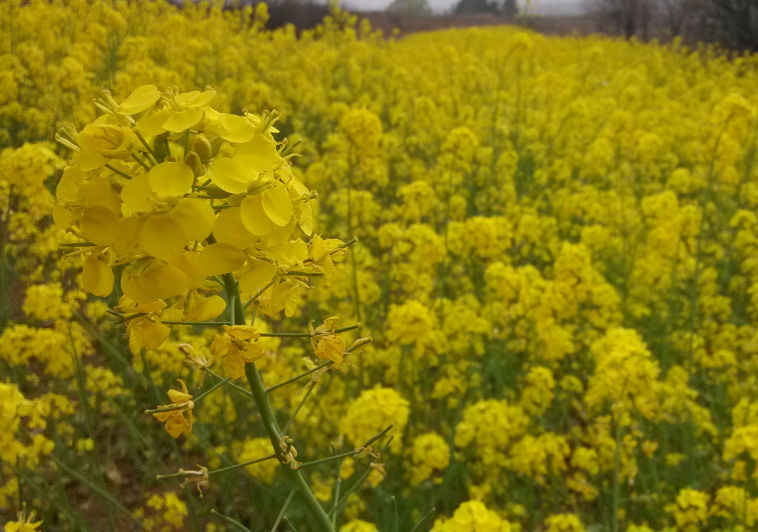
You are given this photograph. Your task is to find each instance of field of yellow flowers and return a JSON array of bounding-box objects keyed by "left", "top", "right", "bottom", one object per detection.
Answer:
[{"left": 3, "top": 0, "right": 758, "bottom": 530}]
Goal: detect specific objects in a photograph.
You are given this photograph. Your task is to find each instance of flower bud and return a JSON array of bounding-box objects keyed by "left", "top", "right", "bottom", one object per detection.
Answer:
[
  {"left": 192, "top": 134, "right": 213, "bottom": 162},
  {"left": 184, "top": 151, "right": 203, "bottom": 177},
  {"left": 153, "top": 133, "right": 170, "bottom": 162}
]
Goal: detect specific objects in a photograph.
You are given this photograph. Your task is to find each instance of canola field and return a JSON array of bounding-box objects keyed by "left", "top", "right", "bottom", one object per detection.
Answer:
[{"left": 2, "top": 1, "right": 758, "bottom": 531}]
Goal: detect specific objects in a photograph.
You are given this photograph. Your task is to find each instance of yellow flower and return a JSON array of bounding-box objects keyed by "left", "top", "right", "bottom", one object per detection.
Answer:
[
  {"left": 665, "top": 488, "right": 709, "bottom": 529},
  {"left": 309, "top": 317, "right": 347, "bottom": 366},
  {"left": 520, "top": 366, "right": 555, "bottom": 415},
  {"left": 340, "top": 520, "right": 378, "bottom": 532},
  {"left": 544, "top": 513, "right": 585, "bottom": 532},
  {"left": 151, "top": 380, "right": 194, "bottom": 438},
  {"left": 136, "top": 87, "right": 216, "bottom": 135},
  {"left": 119, "top": 298, "right": 171, "bottom": 355},
  {"left": 431, "top": 500, "right": 512, "bottom": 532},
  {"left": 585, "top": 328, "right": 660, "bottom": 419},
  {"left": 409, "top": 432, "right": 450, "bottom": 485},
  {"left": 205, "top": 116, "right": 296, "bottom": 237},
  {"left": 341, "top": 387, "right": 409, "bottom": 451},
  {"left": 455, "top": 400, "right": 529, "bottom": 468},
  {"left": 236, "top": 437, "right": 278, "bottom": 483},
  {"left": 81, "top": 253, "right": 115, "bottom": 297},
  {"left": 309, "top": 235, "right": 347, "bottom": 279},
  {"left": 210, "top": 325, "right": 265, "bottom": 379},
  {"left": 114, "top": 85, "right": 161, "bottom": 116},
  {"left": 133, "top": 492, "right": 188, "bottom": 531},
  {"left": 4, "top": 510, "right": 42, "bottom": 532},
  {"left": 76, "top": 122, "right": 134, "bottom": 167}
]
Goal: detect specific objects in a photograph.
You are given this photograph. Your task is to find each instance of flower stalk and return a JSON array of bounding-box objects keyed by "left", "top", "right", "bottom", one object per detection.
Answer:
[{"left": 223, "top": 272, "right": 335, "bottom": 532}]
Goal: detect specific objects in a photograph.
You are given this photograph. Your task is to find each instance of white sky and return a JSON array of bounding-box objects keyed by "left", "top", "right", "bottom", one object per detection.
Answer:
[{"left": 339, "top": 0, "right": 584, "bottom": 15}]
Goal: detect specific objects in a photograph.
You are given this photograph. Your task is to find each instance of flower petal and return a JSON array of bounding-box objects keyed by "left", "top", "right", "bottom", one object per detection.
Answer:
[
  {"left": 148, "top": 161, "right": 194, "bottom": 199},
  {"left": 80, "top": 205, "right": 119, "bottom": 246},
  {"left": 119, "top": 85, "right": 161, "bottom": 115},
  {"left": 139, "top": 213, "right": 188, "bottom": 260},
  {"left": 167, "top": 251, "right": 207, "bottom": 289},
  {"left": 262, "top": 183, "right": 293, "bottom": 226},
  {"left": 239, "top": 260, "right": 277, "bottom": 295},
  {"left": 213, "top": 207, "right": 258, "bottom": 249},
  {"left": 185, "top": 295, "right": 227, "bottom": 321},
  {"left": 163, "top": 109, "right": 203, "bottom": 133},
  {"left": 121, "top": 172, "right": 157, "bottom": 213},
  {"left": 122, "top": 261, "right": 189, "bottom": 303},
  {"left": 217, "top": 113, "right": 256, "bottom": 143},
  {"left": 199, "top": 243, "right": 246, "bottom": 276},
  {"left": 81, "top": 255, "right": 114, "bottom": 297},
  {"left": 207, "top": 156, "right": 251, "bottom": 194},
  {"left": 56, "top": 166, "right": 84, "bottom": 203},
  {"left": 178, "top": 89, "right": 216, "bottom": 108},
  {"left": 137, "top": 109, "right": 170, "bottom": 136},
  {"left": 240, "top": 194, "right": 275, "bottom": 236},
  {"left": 171, "top": 198, "right": 215, "bottom": 241}
]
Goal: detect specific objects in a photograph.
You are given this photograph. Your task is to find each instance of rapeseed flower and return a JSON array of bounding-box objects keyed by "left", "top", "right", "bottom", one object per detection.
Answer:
[{"left": 150, "top": 380, "right": 194, "bottom": 438}]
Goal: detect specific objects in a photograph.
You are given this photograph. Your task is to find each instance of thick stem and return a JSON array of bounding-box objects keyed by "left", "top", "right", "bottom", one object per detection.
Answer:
[{"left": 222, "top": 273, "right": 335, "bottom": 532}]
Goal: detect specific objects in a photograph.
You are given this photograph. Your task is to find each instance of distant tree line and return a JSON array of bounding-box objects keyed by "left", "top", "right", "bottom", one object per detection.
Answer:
[
  {"left": 586, "top": 0, "right": 758, "bottom": 50},
  {"left": 209, "top": 0, "right": 330, "bottom": 31},
  {"left": 191, "top": 0, "right": 755, "bottom": 50},
  {"left": 452, "top": 0, "right": 518, "bottom": 16}
]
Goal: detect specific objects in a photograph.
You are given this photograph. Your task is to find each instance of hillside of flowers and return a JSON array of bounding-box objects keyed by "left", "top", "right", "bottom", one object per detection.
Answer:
[{"left": 2, "top": 0, "right": 758, "bottom": 530}]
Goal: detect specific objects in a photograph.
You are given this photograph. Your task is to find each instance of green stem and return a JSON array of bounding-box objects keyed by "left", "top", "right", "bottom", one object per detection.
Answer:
[
  {"left": 135, "top": 131, "right": 159, "bottom": 164},
  {"left": 131, "top": 152, "right": 152, "bottom": 170},
  {"left": 51, "top": 455, "right": 145, "bottom": 530},
  {"left": 210, "top": 509, "right": 253, "bottom": 532},
  {"left": 282, "top": 270, "right": 324, "bottom": 277},
  {"left": 345, "top": 160, "right": 362, "bottom": 322},
  {"left": 243, "top": 277, "right": 277, "bottom": 309},
  {"left": 223, "top": 273, "right": 335, "bottom": 532},
  {"left": 105, "top": 163, "right": 134, "bottom": 180},
  {"left": 67, "top": 327, "right": 115, "bottom": 530},
  {"left": 138, "top": 351, "right": 201, "bottom": 532},
  {"left": 328, "top": 435, "right": 393, "bottom": 520},
  {"left": 298, "top": 449, "right": 357, "bottom": 469},
  {"left": 60, "top": 242, "right": 98, "bottom": 248},
  {"left": 145, "top": 377, "right": 229, "bottom": 413},
  {"left": 162, "top": 320, "right": 231, "bottom": 326},
  {"left": 205, "top": 368, "right": 255, "bottom": 399},
  {"left": 298, "top": 424, "right": 393, "bottom": 469},
  {"left": 282, "top": 381, "right": 316, "bottom": 434},
  {"left": 260, "top": 325, "right": 359, "bottom": 338},
  {"left": 110, "top": 310, "right": 146, "bottom": 322},
  {"left": 209, "top": 454, "right": 277, "bottom": 476},
  {"left": 266, "top": 362, "right": 331, "bottom": 393},
  {"left": 612, "top": 416, "right": 623, "bottom": 532},
  {"left": 11, "top": 465, "right": 86, "bottom": 529},
  {"left": 409, "top": 508, "right": 436, "bottom": 532},
  {"left": 271, "top": 490, "right": 297, "bottom": 531},
  {"left": 193, "top": 377, "right": 229, "bottom": 403},
  {"left": 328, "top": 468, "right": 370, "bottom": 518},
  {"left": 330, "top": 449, "right": 341, "bottom": 528},
  {"left": 156, "top": 453, "right": 278, "bottom": 481}
]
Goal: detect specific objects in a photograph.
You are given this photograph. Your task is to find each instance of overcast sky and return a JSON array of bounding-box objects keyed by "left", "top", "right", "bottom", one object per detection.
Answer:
[{"left": 339, "top": 0, "right": 584, "bottom": 15}]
